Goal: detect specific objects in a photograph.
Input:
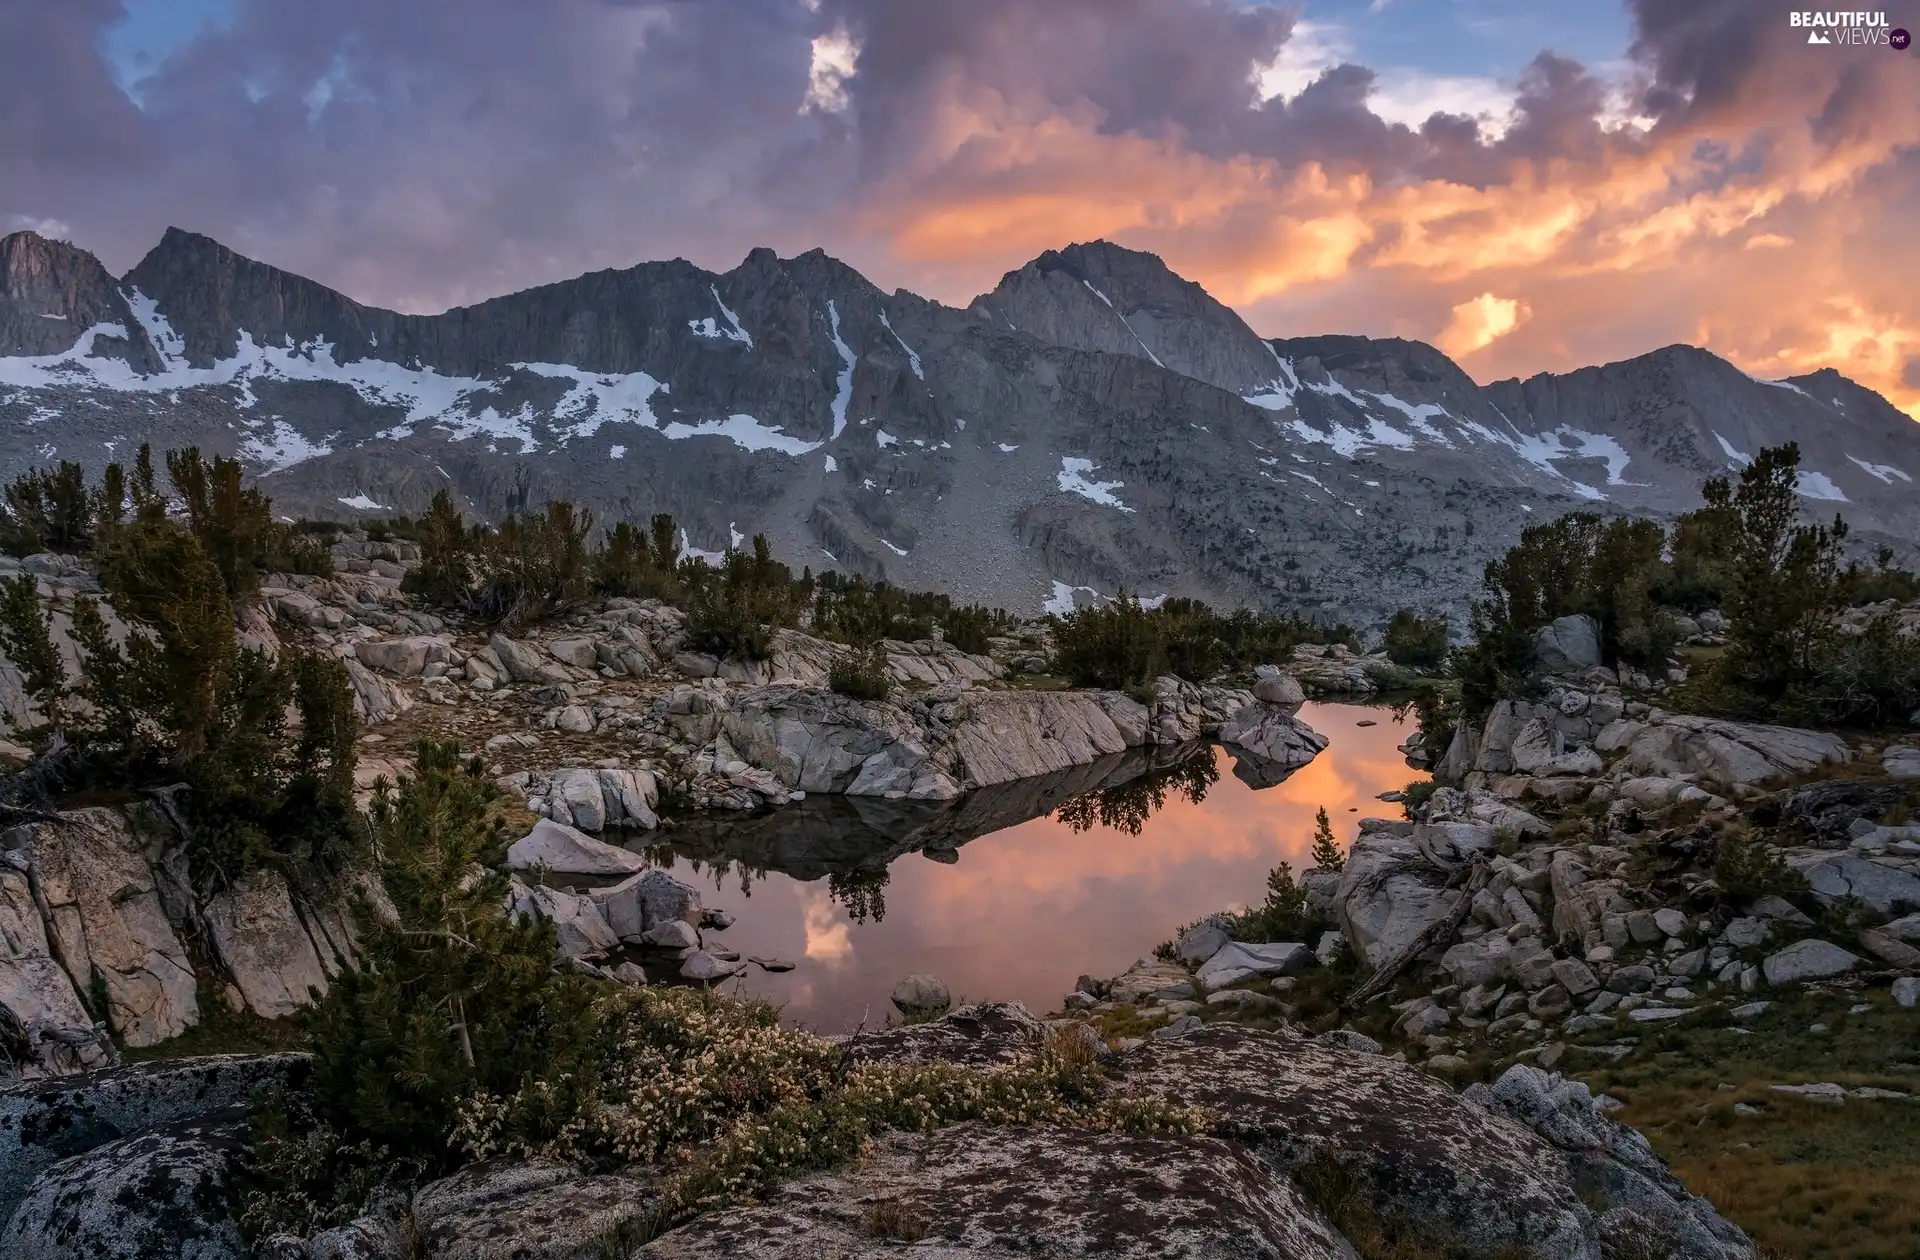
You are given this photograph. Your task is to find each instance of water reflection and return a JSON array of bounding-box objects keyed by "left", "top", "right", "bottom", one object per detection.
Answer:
[{"left": 632, "top": 701, "right": 1424, "bottom": 1030}]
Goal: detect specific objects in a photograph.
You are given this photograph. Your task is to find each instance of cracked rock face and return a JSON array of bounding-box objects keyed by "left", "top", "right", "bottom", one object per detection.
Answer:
[{"left": 637, "top": 1123, "right": 1356, "bottom": 1260}]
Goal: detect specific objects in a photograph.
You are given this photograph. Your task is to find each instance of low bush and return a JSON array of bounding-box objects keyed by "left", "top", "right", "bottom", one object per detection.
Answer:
[
  {"left": 828, "top": 642, "right": 892, "bottom": 701},
  {"left": 1053, "top": 595, "right": 1356, "bottom": 690}
]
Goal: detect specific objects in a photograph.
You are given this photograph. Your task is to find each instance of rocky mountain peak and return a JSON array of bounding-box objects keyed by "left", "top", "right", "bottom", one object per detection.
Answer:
[
  {"left": 0, "top": 230, "right": 146, "bottom": 364},
  {"left": 969, "top": 240, "right": 1286, "bottom": 395}
]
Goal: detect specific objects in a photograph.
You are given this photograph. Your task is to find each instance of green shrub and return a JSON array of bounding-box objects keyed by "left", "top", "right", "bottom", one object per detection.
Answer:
[
  {"left": 1157, "top": 598, "right": 1225, "bottom": 682},
  {"left": 1382, "top": 610, "right": 1449, "bottom": 671},
  {"left": 940, "top": 603, "right": 1007, "bottom": 656},
  {"left": 593, "top": 514, "right": 685, "bottom": 602},
  {"left": 683, "top": 537, "right": 807, "bottom": 660},
  {"left": 1053, "top": 596, "right": 1167, "bottom": 689},
  {"left": 243, "top": 742, "right": 601, "bottom": 1237},
  {"left": 1, "top": 460, "right": 93, "bottom": 555},
  {"left": 828, "top": 642, "right": 892, "bottom": 702}
]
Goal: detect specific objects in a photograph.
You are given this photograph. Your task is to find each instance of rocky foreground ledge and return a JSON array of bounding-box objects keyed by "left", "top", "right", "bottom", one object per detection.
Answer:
[{"left": 0, "top": 1004, "right": 1752, "bottom": 1260}]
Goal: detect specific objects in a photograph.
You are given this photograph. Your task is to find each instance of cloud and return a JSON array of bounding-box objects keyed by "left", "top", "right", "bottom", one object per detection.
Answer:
[
  {"left": 3, "top": 215, "right": 74, "bottom": 241},
  {"left": 803, "top": 25, "right": 860, "bottom": 115},
  {"left": 1440, "top": 293, "right": 1531, "bottom": 356},
  {"left": 0, "top": 0, "right": 1916, "bottom": 420}
]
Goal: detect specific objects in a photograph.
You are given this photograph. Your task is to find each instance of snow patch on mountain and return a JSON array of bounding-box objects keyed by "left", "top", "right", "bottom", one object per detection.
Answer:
[
  {"left": 827, "top": 301, "right": 855, "bottom": 439},
  {"left": 1714, "top": 432, "right": 1751, "bottom": 465},
  {"left": 688, "top": 285, "right": 752, "bottom": 347},
  {"left": 1057, "top": 457, "right": 1134, "bottom": 511},
  {"left": 513, "top": 362, "right": 666, "bottom": 437},
  {"left": 337, "top": 494, "right": 388, "bottom": 510},
  {"left": 1795, "top": 470, "right": 1847, "bottom": 501},
  {"left": 1848, "top": 455, "right": 1911, "bottom": 484},
  {"left": 878, "top": 311, "right": 923, "bottom": 380},
  {"left": 659, "top": 414, "right": 822, "bottom": 456}
]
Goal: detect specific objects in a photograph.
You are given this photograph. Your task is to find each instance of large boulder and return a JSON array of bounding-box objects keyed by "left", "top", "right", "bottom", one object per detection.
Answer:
[
  {"left": 0, "top": 1053, "right": 308, "bottom": 1227},
  {"left": 507, "top": 819, "right": 647, "bottom": 876},
  {"left": 352, "top": 635, "right": 447, "bottom": 679},
  {"left": 14, "top": 808, "right": 197, "bottom": 1046},
  {"left": 1785, "top": 851, "right": 1920, "bottom": 916},
  {"left": 1488, "top": 1066, "right": 1752, "bottom": 1259},
  {"left": 697, "top": 686, "right": 962, "bottom": 800},
  {"left": 1622, "top": 717, "right": 1849, "bottom": 790},
  {"left": 588, "top": 870, "right": 702, "bottom": 941},
  {"left": 1533, "top": 615, "right": 1602, "bottom": 674},
  {"left": 1194, "top": 941, "right": 1311, "bottom": 989},
  {"left": 636, "top": 1123, "right": 1354, "bottom": 1259},
  {"left": 1760, "top": 939, "right": 1862, "bottom": 986},
  {"left": 1334, "top": 821, "right": 1492, "bottom": 970},
  {"left": 0, "top": 1112, "right": 248, "bottom": 1260},
  {"left": 507, "top": 883, "right": 618, "bottom": 958},
  {"left": 1217, "top": 703, "right": 1328, "bottom": 773},
  {"left": 942, "top": 691, "right": 1147, "bottom": 787},
  {"left": 410, "top": 1158, "right": 662, "bottom": 1260},
  {"left": 846, "top": 1002, "right": 1046, "bottom": 1069},
  {"left": 1117, "top": 1025, "right": 1598, "bottom": 1259},
  {"left": 488, "top": 634, "right": 572, "bottom": 685}
]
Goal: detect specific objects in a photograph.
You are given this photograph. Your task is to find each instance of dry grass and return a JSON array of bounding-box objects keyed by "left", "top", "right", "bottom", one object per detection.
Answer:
[
  {"left": 1572, "top": 987, "right": 1920, "bottom": 1260},
  {"left": 864, "top": 1198, "right": 930, "bottom": 1241}
]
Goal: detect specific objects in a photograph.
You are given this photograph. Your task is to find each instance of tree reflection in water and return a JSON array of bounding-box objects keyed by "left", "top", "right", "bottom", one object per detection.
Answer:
[
  {"left": 827, "top": 867, "right": 889, "bottom": 923},
  {"left": 1049, "top": 744, "right": 1219, "bottom": 836}
]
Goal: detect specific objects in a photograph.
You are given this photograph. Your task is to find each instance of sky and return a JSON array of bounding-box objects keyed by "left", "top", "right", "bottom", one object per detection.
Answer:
[{"left": 4, "top": 0, "right": 1919, "bottom": 417}]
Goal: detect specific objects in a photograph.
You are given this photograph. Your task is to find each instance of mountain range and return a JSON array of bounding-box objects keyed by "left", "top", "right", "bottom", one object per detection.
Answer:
[{"left": 3, "top": 228, "right": 1917, "bottom": 623}]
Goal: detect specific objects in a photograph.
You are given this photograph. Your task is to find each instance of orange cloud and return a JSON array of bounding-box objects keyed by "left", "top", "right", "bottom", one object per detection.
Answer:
[{"left": 1439, "top": 292, "right": 1531, "bottom": 357}]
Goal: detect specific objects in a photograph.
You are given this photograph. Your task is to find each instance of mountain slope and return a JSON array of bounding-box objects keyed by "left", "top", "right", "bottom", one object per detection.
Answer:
[{"left": 1, "top": 229, "right": 1916, "bottom": 622}]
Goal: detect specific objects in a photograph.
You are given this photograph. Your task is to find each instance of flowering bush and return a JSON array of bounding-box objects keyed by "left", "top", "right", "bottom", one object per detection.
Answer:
[{"left": 455, "top": 985, "right": 1205, "bottom": 1223}]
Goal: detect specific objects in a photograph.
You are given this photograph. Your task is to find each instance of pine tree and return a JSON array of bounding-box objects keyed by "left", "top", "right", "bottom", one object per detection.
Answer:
[
  {"left": 302, "top": 741, "right": 598, "bottom": 1167},
  {"left": 0, "top": 575, "right": 67, "bottom": 736},
  {"left": 1309, "top": 807, "right": 1344, "bottom": 873}
]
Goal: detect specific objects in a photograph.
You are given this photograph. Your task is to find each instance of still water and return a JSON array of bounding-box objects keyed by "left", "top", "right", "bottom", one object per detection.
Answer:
[{"left": 637, "top": 701, "right": 1424, "bottom": 1032}]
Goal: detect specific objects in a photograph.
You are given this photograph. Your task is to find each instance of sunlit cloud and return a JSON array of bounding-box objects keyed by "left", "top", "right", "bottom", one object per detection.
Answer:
[
  {"left": 803, "top": 25, "right": 860, "bottom": 115},
  {"left": 1439, "top": 292, "right": 1532, "bottom": 356},
  {"left": 796, "top": 884, "right": 852, "bottom": 962}
]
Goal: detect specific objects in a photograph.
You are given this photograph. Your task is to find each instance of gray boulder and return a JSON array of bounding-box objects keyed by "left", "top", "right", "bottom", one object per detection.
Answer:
[
  {"left": 412, "top": 1158, "right": 662, "bottom": 1260},
  {"left": 201, "top": 868, "right": 334, "bottom": 1020},
  {"left": 1118, "top": 1025, "right": 1599, "bottom": 1259},
  {"left": 1490, "top": 1066, "right": 1751, "bottom": 1259},
  {"left": 15, "top": 808, "right": 198, "bottom": 1046},
  {"left": 1173, "top": 920, "right": 1231, "bottom": 966},
  {"left": 0, "top": 1112, "right": 247, "bottom": 1260},
  {"left": 1623, "top": 717, "right": 1849, "bottom": 790},
  {"left": 1336, "top": 821, "right": 1492, "bottom": 970},
  {"left": 507, "top": 882, "right": 618, "bottom": 958},
  {"left": 1195, "top": 941, "right": 1311, "bottom": 989},
  {"left": 1217, "top": 703, "right": 1329, "bottom": 772},
  {"left": 506, "top": 819, "right": 647, "bottom": 877},
  {"left": 1534, "top": 615, "right": 1602, "bottom": 674},
  {"left": 890, "top": 974, "right": 953, "bottom": 1017},
  {"left": 1760, "top": 939, "right": 1861, "bottom": 986},
  {"left": 0, "top": 869, "right": 109, "bottom": 1076},
  {"left": 1252, "top": 673, "right": 1307, "bottom": 706},
  {"left": 1786, "top": 851, "right": 1920, "bottom": 916},
  {"left": 846, "top": 1002, "right": 1047, "bottom": 1069}
]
